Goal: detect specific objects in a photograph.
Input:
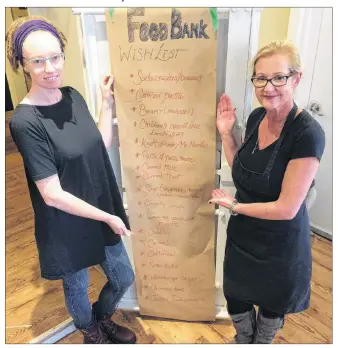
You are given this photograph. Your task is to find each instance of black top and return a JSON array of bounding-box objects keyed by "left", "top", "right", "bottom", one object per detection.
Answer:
[
  {"left": 9, "top": 87, "right": 129, "bottom": 280},
  {"left": 237, "top": 107, "right": 325, "bottom": 203}
]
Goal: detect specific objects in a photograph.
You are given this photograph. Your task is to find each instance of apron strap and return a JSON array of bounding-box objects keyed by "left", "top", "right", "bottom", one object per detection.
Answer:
[{"left": 265, "top": 102, "right": 298, "bottom": 174}]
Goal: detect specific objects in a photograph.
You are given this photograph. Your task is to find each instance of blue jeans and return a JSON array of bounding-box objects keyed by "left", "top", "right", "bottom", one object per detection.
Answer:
[{"left": 62, "top": 240, "right": 135, "bottom": 329}]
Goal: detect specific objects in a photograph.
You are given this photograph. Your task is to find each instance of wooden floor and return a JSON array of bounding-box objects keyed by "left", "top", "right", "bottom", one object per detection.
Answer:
[{"left": 5, "top": 111, "right": 332, "bottom": 344}]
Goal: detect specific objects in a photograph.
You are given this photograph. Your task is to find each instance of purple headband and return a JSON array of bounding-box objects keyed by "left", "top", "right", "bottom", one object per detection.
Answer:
[{"left": 13, "top": 19, "right": 64, "bottom": 61}]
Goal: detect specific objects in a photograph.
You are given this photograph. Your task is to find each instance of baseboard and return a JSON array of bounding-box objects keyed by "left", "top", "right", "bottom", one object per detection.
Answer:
[
  {"left": 311, "top": 225, "right": 332, "bottom": 241},
  {"left": 29, "top": 318, "right": 75, "bottom": 344},
  {"left": 118, "top": 298, "right": 229, "bottom": 319}
]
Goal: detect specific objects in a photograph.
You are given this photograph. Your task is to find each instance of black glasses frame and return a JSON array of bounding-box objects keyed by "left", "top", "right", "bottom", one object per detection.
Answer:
[{"left": 251, "top": 72, "right": 295, "bottom": 88}]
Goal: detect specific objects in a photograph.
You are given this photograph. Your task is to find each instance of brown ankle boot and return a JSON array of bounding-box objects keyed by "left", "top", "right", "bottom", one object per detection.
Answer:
[
  {"left": 79, "top": 319, "right": 112, "bottom": 344},
  {"left": 92, "top": 302, "right": 136, "bottom": 344}
]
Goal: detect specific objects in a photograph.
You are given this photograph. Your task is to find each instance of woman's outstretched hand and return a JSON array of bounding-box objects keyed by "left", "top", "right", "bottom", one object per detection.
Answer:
[
  {"left": 100, "top": 74, "right": 115, "bottom": 105},
  {"left": 106, "top": 215, "right": 133, "bottom": 236},
  {"left": 217, "top": 94, "right": 236, "bottom": 137},
  {"left": 209, "top": 189, "right": 236, "bottom": 209}
]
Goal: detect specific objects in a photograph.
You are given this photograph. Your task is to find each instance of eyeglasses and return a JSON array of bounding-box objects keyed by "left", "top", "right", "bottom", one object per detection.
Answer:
[
  {"left": 251, "top": 72, "right": 295, "bottom": 88},
  {"left": 23, "top": 52, "right": 65, "bottom": 69}
]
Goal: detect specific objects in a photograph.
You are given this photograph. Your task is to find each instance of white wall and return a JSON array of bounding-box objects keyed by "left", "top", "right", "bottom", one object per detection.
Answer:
[{"left": 5, "top": 8, "right": 28, "bottom": 107}]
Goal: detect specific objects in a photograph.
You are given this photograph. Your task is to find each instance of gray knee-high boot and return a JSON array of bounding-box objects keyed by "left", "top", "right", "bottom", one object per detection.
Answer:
[
  {"left": 253, "top": 309, "right": 284, "bottom": 344},
  {"left": 230, "top": 307, "right": 257, "bottom": 344}
]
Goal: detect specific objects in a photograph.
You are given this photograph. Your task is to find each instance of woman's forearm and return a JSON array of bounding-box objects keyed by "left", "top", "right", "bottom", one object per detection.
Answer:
[
  {"left": 221, "top": 133, "right": 239, "bottom": 168},
  {"left": 47, "top": 188, "right": 111, "bottom": 223},
  {"left": 98, "top": 99, "right": 114, "bottom": 149},
  {"left": 234, "top": 201, "right": 296, "bottom": 220}
]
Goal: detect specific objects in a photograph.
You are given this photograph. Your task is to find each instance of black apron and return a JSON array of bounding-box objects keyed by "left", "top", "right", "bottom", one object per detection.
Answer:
[{"left": 223, "top": 102, "right": 312, "bottom": 314}]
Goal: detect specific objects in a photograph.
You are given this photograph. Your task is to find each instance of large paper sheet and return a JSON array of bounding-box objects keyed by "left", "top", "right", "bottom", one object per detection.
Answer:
[{"left": 105, "top": 8, "right": 217, "bottom": 321}]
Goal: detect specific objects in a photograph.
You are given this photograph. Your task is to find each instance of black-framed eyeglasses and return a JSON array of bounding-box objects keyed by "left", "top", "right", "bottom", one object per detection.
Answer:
[
  {"left": 251, "top": 72, "right": 295, "bottom": 88},
  {"left": 23, "top": 52, "right": 65, "bottom": 69}
]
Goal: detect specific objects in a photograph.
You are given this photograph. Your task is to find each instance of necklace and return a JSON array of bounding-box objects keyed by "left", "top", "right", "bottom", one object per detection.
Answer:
[
  {"left": 252, "top": 138, "right": 259, "bottom": 154},
  {"left": 252, "top": 116, "right": 288, "bottom": 155}
]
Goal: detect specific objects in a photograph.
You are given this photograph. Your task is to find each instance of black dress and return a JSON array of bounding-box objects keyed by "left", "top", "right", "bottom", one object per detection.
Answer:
[
  {"left": 223, "top": 103, "right": 325, "bottom": 314},
  {"left": 9, "top": 87, "right": 129, "bottom": 280}
]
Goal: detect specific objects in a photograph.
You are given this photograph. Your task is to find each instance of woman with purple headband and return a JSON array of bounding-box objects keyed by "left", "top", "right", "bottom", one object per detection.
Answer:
[{"left": 6, "top": 16, "right": 136, "bottom": 344}]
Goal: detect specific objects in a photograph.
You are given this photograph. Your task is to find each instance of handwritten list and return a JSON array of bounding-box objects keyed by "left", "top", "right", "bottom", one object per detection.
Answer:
[{"left": 105, "top": 8, "right": 217, "bottom": 321}]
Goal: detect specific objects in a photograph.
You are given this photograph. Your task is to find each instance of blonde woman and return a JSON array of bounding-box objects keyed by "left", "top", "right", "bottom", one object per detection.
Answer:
[{"left": 210, "top": 41, "right": 325, "bottom": 343}]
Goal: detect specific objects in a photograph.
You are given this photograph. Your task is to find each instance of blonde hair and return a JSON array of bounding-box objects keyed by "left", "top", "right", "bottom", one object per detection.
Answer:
[
  {"left": 5, "top": 15, "right": 67, "bottom": 73},
  {"left": 252, "top": 40, "right": 303, "bottom": 76}
]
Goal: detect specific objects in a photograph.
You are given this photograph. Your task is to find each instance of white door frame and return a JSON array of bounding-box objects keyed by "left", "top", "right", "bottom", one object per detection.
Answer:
[
  {"left": 287, "top": 8, "right": 324, "bottom": 110},
  {"left": 215, "top": 7, "right": 262, "bottom": 309},
  {"left": 287, "top": 8, "right": 332, "bottom": 240}
]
